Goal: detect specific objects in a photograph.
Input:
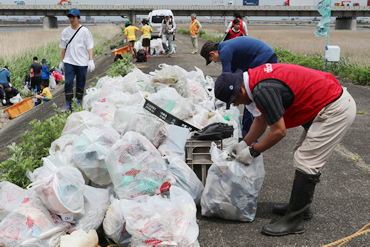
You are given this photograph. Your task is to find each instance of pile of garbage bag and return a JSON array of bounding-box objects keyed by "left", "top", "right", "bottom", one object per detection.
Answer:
[{"left": 0, "top": 63, "right": 266, "bottom": 246}]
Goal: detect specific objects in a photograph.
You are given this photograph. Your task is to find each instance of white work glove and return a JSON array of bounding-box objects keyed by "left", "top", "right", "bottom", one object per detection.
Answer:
[
  {"left": 236, "top": 147, "right": 255, "bottom": 166},
  {"left": 2, "top": 99, "right": 6, "bottom": 105},
  {"left": 59, "top": 61, "right": 64, "bottom": 71},
  {"left": 229, "top": 141, "right": 248, "bottom": 158},
  {"left": 88, "top": 60, "right": 95, "bottom": 72}
]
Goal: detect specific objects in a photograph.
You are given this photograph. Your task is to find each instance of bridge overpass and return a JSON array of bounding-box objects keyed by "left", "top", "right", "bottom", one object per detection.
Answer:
[{"left": 1, "top": 5, "right": 369, "bottom": 29}]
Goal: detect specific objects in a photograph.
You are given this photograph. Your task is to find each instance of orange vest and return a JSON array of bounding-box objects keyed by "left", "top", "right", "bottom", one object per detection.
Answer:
[{"left": 190, "top": 19, "right": 200, "bottom": 36}]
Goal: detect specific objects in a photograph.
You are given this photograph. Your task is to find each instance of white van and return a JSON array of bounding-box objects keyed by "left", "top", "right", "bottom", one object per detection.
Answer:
[{"left": 148, "top": 9, "right": 174, "bottom": 38}]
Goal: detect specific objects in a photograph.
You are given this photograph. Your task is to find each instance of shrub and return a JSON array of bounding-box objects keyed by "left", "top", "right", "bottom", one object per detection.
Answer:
[
  {"left": 107, "top": 54, "right": 135, "bottom": 77},
  {"left": 110, "top": 44, "right": 118, "bottom": 50}
]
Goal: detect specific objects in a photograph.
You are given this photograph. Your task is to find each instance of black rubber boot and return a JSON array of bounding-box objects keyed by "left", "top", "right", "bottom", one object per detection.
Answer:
[
  {"left": 63, "top": 88, "right": 73, "bottom": 112},
  {"left": 262, "top": 170, "right": 321, "bottom": 236},
  {"left": 273, "top": 205, "right": 313, "bottom": 219}
]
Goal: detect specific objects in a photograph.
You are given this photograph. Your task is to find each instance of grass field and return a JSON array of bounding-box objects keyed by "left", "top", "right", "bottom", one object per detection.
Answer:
[{"left": 177, "top": 23, "right": 370, "bottom": 65}]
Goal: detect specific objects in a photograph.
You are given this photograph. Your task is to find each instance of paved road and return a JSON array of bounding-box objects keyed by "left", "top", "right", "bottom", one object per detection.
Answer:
[{"left": 1, "top": 33, "right": 370, "bottom": 246}]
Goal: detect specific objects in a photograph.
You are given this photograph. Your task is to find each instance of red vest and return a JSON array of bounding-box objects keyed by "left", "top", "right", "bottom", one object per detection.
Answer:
[
  {"left": 226, "top": 29, "right": 243, "bottom": 40},
  {"left": 248, "top": 63, "right": 343, "bottom": 129},
  {"left": 237, "top": 18, "right": 245, "bottom": 35}
]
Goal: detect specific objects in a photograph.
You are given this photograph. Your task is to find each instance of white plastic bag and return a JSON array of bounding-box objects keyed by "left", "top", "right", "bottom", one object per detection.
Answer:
[
  {"left": 23, "top": 84, "right": 30, "bottom": 94},
  {"left": 121, "top": 68, "right": 150, "bottom": 94},
  {"left": 103, "top": 197, "right": 131, "bottom": 246},
  {"left": 83, "top": 87, "right": 101, "bottom": 110},
  {"left": 201, "top": 143, "right": 265, "bottom": 222},
  {"left": 112, "top": 106, "right": 147, "bottom": 134},
  {"left": 119, "top": 113, "right": 168, "bottom": 148},
  {"left": 91, "top": 101, "right": 117, "bottom": 125},
  {"left": 49, "top": 134, "right": 79, "bottom": 157},
  {"left": 60, "top": 229, "right": 98, "bottom": 247},
  {"left": 120, "top": 186, "right": 200, "bottom": 247},
  {"left": 50, "top": 75, "right": 56, "bottom": 90},
  {"left": 72, "top": 127, "right": 120, "bottom": 186},
  {"left": 27, "top": 158, "right": 85, "bottom": 222},
  {"left": 10, "top": 93, "right": 22, "bottom": 104},
  {"left": 158, "top": 125, "right": 189, "bottom": 162},
  {"left": 146, "top": 87, "right": 193, "bottom": 120},
  {"left": 167, "top": 157, "right": 204, "bottom": 205},
  {"left": 72, "top": 185, "right": 110, "bottom": 233},
  {"left": 105, "top": 131, "right": 168, "bottom": 199},
  {"left": 62, "top": 111, "right": 104, "bottom": 136}
]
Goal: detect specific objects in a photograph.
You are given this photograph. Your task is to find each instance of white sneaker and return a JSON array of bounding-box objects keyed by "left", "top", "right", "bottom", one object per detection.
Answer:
[{"left": 191, "top": 51, "right": 197, "bottom": 54}]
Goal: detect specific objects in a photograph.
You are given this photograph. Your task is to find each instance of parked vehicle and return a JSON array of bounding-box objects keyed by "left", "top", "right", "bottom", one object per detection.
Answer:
[{"left": 148, "top": 9, "right": 175, "bottom": 39}]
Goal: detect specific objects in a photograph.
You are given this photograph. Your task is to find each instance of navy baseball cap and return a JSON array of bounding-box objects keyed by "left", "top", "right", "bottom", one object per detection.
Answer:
[
  {"left": 67, "top": 8, "right": 80, "bottom": 17},
  {"left": 214, "top": 69, "right": 244, "bottom": 109}
]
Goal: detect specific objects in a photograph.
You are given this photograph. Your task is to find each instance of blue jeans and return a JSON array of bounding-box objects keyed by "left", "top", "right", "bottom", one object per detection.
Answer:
[
  {"left": 242, "top": 54, "right": 278, "bottom": 137},
  {"left": 64, "top": 63, "right": 87, "bottom": 92}
]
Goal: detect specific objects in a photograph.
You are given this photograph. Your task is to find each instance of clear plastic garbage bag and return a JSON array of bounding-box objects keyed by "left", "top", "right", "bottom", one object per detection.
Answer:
[
  {"left": 83, "top": 88, "right": 101, "bottom": 110},
  {"left": 62, "top": 111, "right": 104, "bottom": 136},
  {"left": 103, "top": 197, "right": 131, "bottom": 246},
  {"left": 105, "top": 131, "right": 168, "bottom": 200},
  {"left": 0, "top": 182, "right": 70, "bottom": 247},
  {"left": 188, "top": 79, "right": 209, "bottom": 104},
  {"left": 49, "top": 134, "right": 79, "bottom": 157},
  {"left": 201, "top": 143, "right": 265, "bottom": 222},
  {"left": 146, "top": 87, "right": 194, "bottom": 120},
  {"left": 50, "top": 75, "right": 56, "bottom": 90},
  {"left": 158, "top": 125, "right": 189, "bottom": 162},
  {"left": 121, "top": 68, "right": 150, "bottom": 94},
  {"left": 112, "top": 106, "right": 147, "bottom": 134},
  {"left": 27, "top": 158, "right": 85, "bottom": 222},
  {"left": 108, "top": 91, "right": 145, "bottom": 109},
  {"left": 120, "top": 186, "right": 200, "bottom": 247},
  {"left": 147, "top": 65, "right": 190, "bottom": 98},
  {"left": 10, "top": 93, "right": 22, "bottom": 104},
  {"left": 91, "top": 101, "right": 117, "bottom": 126},
  {"left": 72, "top": 185, "right": 110, "bottom": 233},
  {"left": 119, "top": 113, "right": 168, "bottom": 148},
  {"left": 167, "top": 157, "right": 204, "bottom": 205},
  {"left": 72, "top": 127, "right": 120, "bottom": 186}
]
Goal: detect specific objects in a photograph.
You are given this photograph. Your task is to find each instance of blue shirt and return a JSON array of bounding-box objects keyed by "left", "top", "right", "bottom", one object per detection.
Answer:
[
  {"left": 218, "top": 36, "right": 275, "bottom": 73},
  {"left": 0, "top": 68, "right": 11, "bottom": 86}
]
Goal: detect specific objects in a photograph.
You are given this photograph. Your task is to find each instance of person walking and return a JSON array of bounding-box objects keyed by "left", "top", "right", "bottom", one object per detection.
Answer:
[
  {"left": 200, "top": 37, "right": 277, "bottom": 137},
  {"left": 59, "top": 8, "right": 95, "bottom": 111},
  {"left": 190, "top": 13, "right": 202, "bottom": 54},
  {"left": 159, "top": 14, "right": 176, "bottom": 56},
  {"left": 226, "top": 12, "right": 248, "bottom": 36},
  {"left": 124, "top": 21, "right": 139, "bottom": 56},
  {"left": 214, "top": 63, "right": 356, "bottom": 236},
  {"left": 0, "top": 65, "right": 11, "bottom": 89},
  {"left": 141, "top": 19, "right": 152, "bottom": 56},
  {"left": 30, "top": 57, "right": 42, "bottom": 95}
]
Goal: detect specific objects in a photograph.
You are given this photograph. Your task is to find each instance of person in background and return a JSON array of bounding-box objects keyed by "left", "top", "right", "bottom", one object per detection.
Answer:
[
  {"left": 159, "top": 14, "right": 176, "bottom": 56},
  {"left": 41, "top": 58, "right": 50, "bottom": 87},
  {"left": 200, "top": 37, "right": 277, "bottom": 137},
  {"left": 190, "top": 13, "right": 202, "bottom": 54},
  {"left": 23, "top": 74, "right": 31, "bottom": 88},
  {"left": 224, "top": 19, "right": 244, "bottom": 41},
  {"left": 52, "top": 66, "right": 63, "bottom": 75},
  {"left": 226, "top": 12, "right": 248, "bottom": 36},
  {"left": 0, "top": 65, "right": 11, "bottom": 89},
  {"left": 215, "top": 63, "right": 356, "bottom": 236},
  {"left": 59, "top": 8, "right": 95, "bottom": 111},
  {"left": 2, "top": 85, "right": 19, "bottom": 106},
  {"left": 124, "top": 21, "right": 139, "bottom": 56},
  {"left": 51, "top": 68, "right": 63, "bottom": 84},
  {"left": 141, "top": 19, "right": 153, "bottom": 56},
  {"left": 30, "top": 57, "right": 42, "bottom": 96},
  {"left": 34, "top": 81, "right": 52, "bottom": 107}
]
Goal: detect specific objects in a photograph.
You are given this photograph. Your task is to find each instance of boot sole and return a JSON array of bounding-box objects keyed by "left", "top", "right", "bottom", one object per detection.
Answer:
[{"left": 261, "top": 228, "right": 305, "bottom": 236}]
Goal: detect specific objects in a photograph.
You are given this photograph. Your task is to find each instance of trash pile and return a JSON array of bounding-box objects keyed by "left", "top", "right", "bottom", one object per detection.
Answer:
[{"left": 0, "top": 64, "right": 265, "bottom": 247}]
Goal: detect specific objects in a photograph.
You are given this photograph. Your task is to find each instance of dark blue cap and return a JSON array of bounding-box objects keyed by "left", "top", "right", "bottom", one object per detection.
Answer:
[
  {"left": 214, "top": 69, "right": 244, "bottom": 109},
  {"left": 67, "top": 8, "right": 80, "bottom": 17}
]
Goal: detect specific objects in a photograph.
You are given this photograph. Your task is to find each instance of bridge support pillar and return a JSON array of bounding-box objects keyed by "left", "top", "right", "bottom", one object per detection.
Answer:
[
  {"left": 43, "top": 16, "right": 58, "bottom": 29},
  {"left": 129, "top": 11, "right": 136, "bottom": 24},
  {"left": 335, "top": 17, "right": 356, "bottom": 30}
]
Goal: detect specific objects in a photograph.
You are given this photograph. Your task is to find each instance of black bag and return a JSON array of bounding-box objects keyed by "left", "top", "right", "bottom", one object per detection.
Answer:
[
  {"left": 136, "top": 50, "right": 147, "bottom": 62},
  {"left": 114, "top": 54, "right": 123, "bottom": 63}
]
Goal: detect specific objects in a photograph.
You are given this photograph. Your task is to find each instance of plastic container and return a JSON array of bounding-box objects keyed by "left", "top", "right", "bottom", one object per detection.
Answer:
[
  {"left": 5, "top": 97, "right": 32, "bottom": 119},
  {"left": 325, "top": 45, "right": 341, "bottom": 62},
  {"left": 186, "top": 133, "right": 222, "bottom": 185},
  {"left": 112, "top": 45, "right": 134, "bottom": 56}
]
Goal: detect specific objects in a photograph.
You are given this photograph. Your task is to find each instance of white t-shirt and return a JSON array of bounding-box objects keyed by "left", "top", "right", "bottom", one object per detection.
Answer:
[
  {"left": 243, "top": 72, "right": 261, "bottom": 117},
  {"left": 59, "top": 26, "right": 94, "bottom": 66}
]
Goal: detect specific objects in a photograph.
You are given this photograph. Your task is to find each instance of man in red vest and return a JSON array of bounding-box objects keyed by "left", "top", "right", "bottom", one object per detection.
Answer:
[{"left": 214, "top": 63, "right": 356, "bottom": 236}]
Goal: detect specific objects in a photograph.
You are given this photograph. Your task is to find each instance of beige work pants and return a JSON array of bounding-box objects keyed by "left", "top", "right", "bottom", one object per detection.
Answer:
[
  {"left": 191, "top": 35, "right": 198, "bottom": 53},
  {"left": 293, "top": 88, "right": 356, "bottom": 174}
]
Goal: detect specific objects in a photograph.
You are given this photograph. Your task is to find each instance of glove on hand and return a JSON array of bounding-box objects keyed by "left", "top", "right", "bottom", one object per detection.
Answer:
[
  {"left": 229, "top": 141, "right": 248, "bottom": 158},
  {"left": 59, "top": 61, "right": 64, "bottom": 71},
  {"left": 236, "top": 147, "right": 255, "bottom": 166},
  {"left": 88, "top": 60, "right": 95, "bottom": 72}
]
